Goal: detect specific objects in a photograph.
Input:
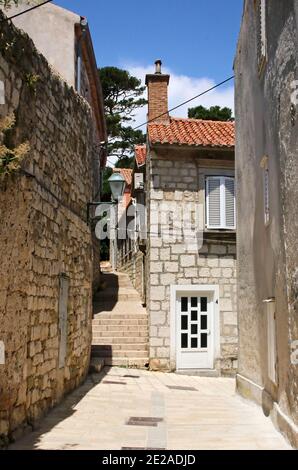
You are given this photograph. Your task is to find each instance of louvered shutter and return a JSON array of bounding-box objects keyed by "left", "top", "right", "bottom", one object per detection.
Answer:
[
  {"left": 206, "top": 177, "right": 221, "bottom": 228},
  {"left": 206, "top": 177, "right": 236, "bottom": 229},
  {"left": 224, "top": 177, "right": 236, "bottom": 229},
  {"left": 256, "top": 0, "right": 267, "bottom": 71}
]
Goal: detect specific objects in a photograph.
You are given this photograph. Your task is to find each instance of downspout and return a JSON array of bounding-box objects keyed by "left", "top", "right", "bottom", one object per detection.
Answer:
[{"left": 76, "top": 16, "right": 88, "bottom": 94}]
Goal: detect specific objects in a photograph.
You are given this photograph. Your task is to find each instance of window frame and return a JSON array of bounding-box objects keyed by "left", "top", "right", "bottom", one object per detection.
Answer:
[
  {"left": 263, "top": 168, "right": 270, "bottom": 225},
  {"left": 256, "top": 0, "right": 267, "bottom": 75},
  {"left": 205, "top": 176, "right": 236, "bottom": 231},
  {"left": 260, "top": 155, "right": 270, "bottom": 226}
]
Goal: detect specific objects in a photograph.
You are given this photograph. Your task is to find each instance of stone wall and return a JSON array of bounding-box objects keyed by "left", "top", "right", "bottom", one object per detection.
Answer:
[
  {"left": 0, "top": 15, "right": 98, "bottom": 443},
  {"left": 118, "top": 249, "right": 145, "bottom": 303},
  {"left": 146, "top": 148, "right": 237, "bottom": 376},
  {"left": 116, "top": 204, "right": 145, "bottom": 302}
]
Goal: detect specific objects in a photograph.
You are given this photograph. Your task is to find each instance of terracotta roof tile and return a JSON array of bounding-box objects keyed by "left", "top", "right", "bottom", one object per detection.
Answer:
[
  {"left": 135, "top": 144, "right": 146, "bottom": 167},
  {"left": 148, "top": 117, "right": 235, "bottom": 148},
  {"left": 113, "top": 168, "right": 132, "bottom": 186}
]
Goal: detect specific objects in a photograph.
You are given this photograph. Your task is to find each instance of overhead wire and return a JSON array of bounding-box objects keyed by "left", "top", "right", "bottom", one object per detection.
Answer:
[{"left": 106, "top": 75, "right": 235, "bottom": 165}]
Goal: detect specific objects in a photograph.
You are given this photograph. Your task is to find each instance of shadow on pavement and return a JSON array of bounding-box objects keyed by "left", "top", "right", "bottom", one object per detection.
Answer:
[{"left": 8, "top": 367, "right": 112, "bottom": 450}]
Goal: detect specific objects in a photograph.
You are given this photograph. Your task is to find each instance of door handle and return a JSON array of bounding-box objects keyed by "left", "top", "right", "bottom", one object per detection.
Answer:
[{"left": 206, "top": 329, "right": 211, "bottom": 336}]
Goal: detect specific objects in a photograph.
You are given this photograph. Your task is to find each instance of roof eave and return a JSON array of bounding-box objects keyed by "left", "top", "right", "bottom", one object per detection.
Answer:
[
  {"left": 149, "top": 141, "right": 235, "bottom": 152},
  {"left": 75, "top": 24, "right": 108, "bottom": 166}
]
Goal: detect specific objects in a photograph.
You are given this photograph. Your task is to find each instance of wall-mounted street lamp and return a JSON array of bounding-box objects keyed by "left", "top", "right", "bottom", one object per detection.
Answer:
[
  {"left": 87, "top": 172, "right": 126, "bottom": 225},
  {"left": 87, "top": 171, "right": 126, "bottom": 271},
  {"left": 108, "top": 173, "right": 126, "bottom": 202}
]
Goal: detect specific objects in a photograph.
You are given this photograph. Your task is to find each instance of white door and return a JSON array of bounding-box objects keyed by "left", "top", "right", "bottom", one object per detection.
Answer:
[{"left": 176, "top": 293, "right": 214, "bottom": 370}]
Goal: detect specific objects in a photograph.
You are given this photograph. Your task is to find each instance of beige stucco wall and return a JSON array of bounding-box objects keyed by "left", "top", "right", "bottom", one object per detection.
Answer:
[
  {"left": 7, "top": 1, "right": 80, "bottom": 87},
  {"left": 235, "top": 0, "right": 298, "bottom": 448}
]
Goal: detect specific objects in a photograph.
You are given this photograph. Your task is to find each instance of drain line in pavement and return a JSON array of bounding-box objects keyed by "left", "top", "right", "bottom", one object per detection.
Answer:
[{"left": 147, "top": 391, "right": 167, "bottom": 450}]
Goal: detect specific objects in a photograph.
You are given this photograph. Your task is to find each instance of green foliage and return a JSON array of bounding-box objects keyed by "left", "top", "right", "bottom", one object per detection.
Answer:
[
  {"left": 0, "top": 0, "right": 19, "bottom": 7},
  {"left": 99, "top": 66, "right": 147, "bottom": 162},
  {"left": 25, "top": 72, "right": 40, "bottom": 93},
  {"left": 101, "top": 166, "right": 113, "bottom": 201},
  {"left": 0, "top": 113, "right": 30, "bottom": 178},
  {"left": 188, "top": 105, "right": 233, "bottom": 122},
  {"left": 115, "top": 156, "right": 134, "bottom": 169},
  {"left": 0, "top": 1, "right": 42, "bottom": 6}
]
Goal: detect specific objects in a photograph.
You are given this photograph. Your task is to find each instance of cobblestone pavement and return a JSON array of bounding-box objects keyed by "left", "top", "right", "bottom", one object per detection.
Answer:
[{"left": 10, "top": 367, "right": 290, "bottom": 450}]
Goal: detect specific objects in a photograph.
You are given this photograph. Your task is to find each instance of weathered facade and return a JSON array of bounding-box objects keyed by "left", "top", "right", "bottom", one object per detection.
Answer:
[
  {"left": 117, "top": 63, "right": 238, "bottom": 376},
  {"left": 235, "top": 0, "right": 298, "bottom": 448},
  {"left": 0, "top": 8, "right": 105, "bottom": 444}
]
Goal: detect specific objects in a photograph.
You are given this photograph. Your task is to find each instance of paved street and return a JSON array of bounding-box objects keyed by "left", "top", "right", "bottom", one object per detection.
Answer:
[{"left": 9, "top": 368, "right": 290, "bottom": 450}]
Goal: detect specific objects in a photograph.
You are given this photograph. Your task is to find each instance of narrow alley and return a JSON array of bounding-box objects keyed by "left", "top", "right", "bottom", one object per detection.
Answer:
[
  {"left": 9, "top": 269, "right": 289, "bottom": 450},
  {"left": 9, "top": 367, "right": 290, "bottom": 450}
]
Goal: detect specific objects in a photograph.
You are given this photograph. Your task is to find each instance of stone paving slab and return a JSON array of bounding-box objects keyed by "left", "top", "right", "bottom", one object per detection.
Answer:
[{"left": 9, "top": 367, "right": 291, "bottom": 450}]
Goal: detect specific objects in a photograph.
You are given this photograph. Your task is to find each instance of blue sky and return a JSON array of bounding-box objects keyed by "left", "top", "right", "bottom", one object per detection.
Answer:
[
  {"left": 55, "top": 0, "right": 243, "bottom": 79},
  {"left": 54, "top": 0, "right": 243, "bottom": 123}
]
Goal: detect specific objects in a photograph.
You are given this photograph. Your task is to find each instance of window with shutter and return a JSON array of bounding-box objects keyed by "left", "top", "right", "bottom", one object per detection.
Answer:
[
  {"left": 225, "top": 177, "right": 235, "bottom": 229},
  {"left": 256, "top": 0, "right": 267, "bottom": 74},
  {"left": 206, "top": 177, "right": 221, "bottom": 228},
  {"left": 206, "top": 176, "right": 236, "bottom": 230}
]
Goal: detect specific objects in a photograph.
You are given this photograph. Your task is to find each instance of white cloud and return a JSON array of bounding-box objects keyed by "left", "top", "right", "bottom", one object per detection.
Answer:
[{"left": 121, "top": 63, "right": 234, "bottom": 131}]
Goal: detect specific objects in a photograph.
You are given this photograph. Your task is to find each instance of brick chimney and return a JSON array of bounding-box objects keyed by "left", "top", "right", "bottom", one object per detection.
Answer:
[{"left": 145, "top": 60, "right": 170, "bottom": 124}]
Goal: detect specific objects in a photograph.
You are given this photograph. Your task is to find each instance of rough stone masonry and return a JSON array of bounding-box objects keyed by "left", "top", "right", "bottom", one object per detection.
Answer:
[{"left": 0, "top": 13, "right": 98, "bottom": 443}]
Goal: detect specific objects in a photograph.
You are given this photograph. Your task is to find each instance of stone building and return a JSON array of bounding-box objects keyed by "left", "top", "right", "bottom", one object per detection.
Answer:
[
  {"left": 0, "top": 5, "right": 106, "bottom": 443},
  {"left": 235, "top": 0, "right": 298, "bottom": 447},
  {"left": 7, "top": 0, "right": 107, "bottom": 291},
  {"left": 117, "top": 62, "right": 237, "bottom": 376}
]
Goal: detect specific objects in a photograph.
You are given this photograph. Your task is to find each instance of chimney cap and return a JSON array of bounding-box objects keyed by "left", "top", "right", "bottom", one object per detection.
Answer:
[{"left": 155, "top": 59, "right": 162, "bottom": 74}]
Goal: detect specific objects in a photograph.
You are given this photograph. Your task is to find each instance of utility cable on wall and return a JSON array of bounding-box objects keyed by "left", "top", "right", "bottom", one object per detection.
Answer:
[
  {"left": 132, "top": 75, "right": 235, "bottom": 131},
  {"left": 107, "top": 75, "right": 235, "bottom": 165}
]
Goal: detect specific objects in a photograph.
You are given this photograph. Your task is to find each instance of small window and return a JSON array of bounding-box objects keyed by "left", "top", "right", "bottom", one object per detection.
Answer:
[
  {"left": 256, "top": 0, "right": 267, "bottom": 73},
  {"left": 264, "top": 168, "right": 270, "bottom": 225},
  {"left": 265, "top": 299, "right": 277, "bottom": 384},
  {"left": 206, "top": 176, "right": 236, "bottom": 230}
]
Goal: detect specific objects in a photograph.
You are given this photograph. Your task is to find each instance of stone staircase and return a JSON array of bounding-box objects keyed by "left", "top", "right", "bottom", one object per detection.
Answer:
[{"left": 91, "top": 270, "right": 149, "bottom": 369}]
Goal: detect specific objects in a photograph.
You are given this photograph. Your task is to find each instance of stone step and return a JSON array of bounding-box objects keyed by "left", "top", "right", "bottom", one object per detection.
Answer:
[
  {"left": 92, "top": 325, "right": 149, "bottom": 338},
  {"left": 94, "top": 290, "right": 140, "bottom": 302},
  {"left": 92, "top": 319, "right": 148, "bottom": 326},
  {"left": 91, "top": 343, "right": 149, "bottom": 352},
  {"left": 92, "top": 271, "right": 149, "bottom": 369},
  {"left": 92, "top": 325, "right": 148, "bottom": 333},
  {"left": 93, "top": 313, "right": 148, "bottom": 320},
  {"left": 92, "top": 335, "right": 148, "bottom": 343},
  {"left": 91, "top": 346, "right": 148, "bottom": 358},
  {"left": 103, "top": 357, "right": 149, "bottom": 368}
]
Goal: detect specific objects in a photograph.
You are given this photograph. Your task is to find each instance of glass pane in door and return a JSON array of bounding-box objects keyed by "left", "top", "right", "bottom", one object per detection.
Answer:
[{"left": 179, "top": 294, "right": 209, "bottom": 351}]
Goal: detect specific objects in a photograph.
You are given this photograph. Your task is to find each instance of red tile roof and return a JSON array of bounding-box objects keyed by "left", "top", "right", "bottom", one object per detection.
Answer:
[
  {"left": 148, "top": 117, "right": 235, "bottom": 148},
  {"left": 113, "top": 168, "right": 133, "bottom": 186},
  {"left": 135, "top": 144, "right": 146, "bottom": 167}
]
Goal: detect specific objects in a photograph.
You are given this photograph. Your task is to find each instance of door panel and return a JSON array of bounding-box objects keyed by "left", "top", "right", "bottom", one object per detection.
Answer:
[{"left": 176, "top": 293, "right": 214, "bottom": 370}]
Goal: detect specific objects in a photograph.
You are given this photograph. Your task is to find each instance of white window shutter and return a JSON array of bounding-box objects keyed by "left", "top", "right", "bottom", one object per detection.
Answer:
[
  {"left": 224, "top": 177, "right": 236, "bottom": 229},
  {"left": 260, "top": 0, "right": 267, "bottom": 58},
  {"left": 206, "top": 177, "right": 221, "bottom": 228}
]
